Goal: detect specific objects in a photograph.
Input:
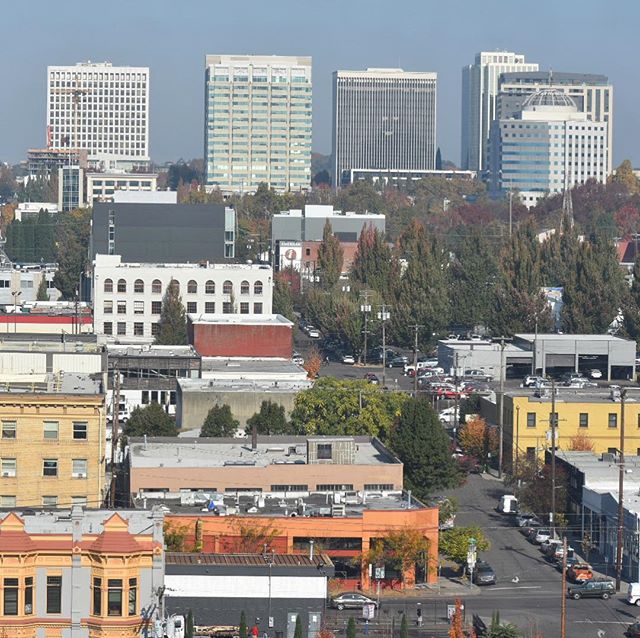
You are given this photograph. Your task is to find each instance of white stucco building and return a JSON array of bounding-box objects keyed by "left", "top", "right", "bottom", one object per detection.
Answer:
[
  {"left": 86, "top": 172, "right": 158, "bottom": 206},
  {"left": 92, "top": 254, "right": 273, "bottom": 340}
]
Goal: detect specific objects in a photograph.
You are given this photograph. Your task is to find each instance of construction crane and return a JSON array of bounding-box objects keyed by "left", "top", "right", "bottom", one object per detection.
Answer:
[{"left": 49, "top": 72, "right": 92, "bottom": 159}]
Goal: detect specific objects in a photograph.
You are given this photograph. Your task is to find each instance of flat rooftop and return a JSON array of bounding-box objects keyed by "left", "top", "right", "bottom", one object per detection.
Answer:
[
  {"left": 179, "top": 378, "right": 311, "bottom": 393},
  {"left": 166, "top": 552, "right": 331, "bottom": 568},
  {"left": 107, "top": 344, "right": 199, "bottom": 358},
  {"left": 0, "top": 372, "right": 102, "bottom": 395},
  {"left": 506, "top": 387, "right": 640, "bottom": 403},
  {"left": 188, "top": 314, "right": 292, "bottom": 327},
  {"left": 201, "top": 357, "right": 304, "bottom": 374},
  {"left": 128, "top": 435, "right": 400, "bottom": 469},
  {"left": 0, "top": 339, "right": 102, "bottom": 354},
  {"left": 516, "top": 333, "right": 633, "bottom": 343}
]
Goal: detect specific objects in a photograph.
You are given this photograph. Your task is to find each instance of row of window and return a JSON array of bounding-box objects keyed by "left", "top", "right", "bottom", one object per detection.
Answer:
[
  {"left": 524, "top": 412, "right": 626, "bottom": 429},
  {"left": 0, "top": 495, "right": 87, "bottom": 508},
  {"left": 269, "top": 484, "right": 394, "bottom": 492},
  {"left": 103, "top": 278, "right": 263, "bottom": 295},
  {"left": 104, "top": 300, "right": 263, "bottom": 316},
  {"left": 1, "top": 458, "right": 88, "bottom": 478},
  {"left": 1, "top": 420, "right": 87, "bottom": 440}
]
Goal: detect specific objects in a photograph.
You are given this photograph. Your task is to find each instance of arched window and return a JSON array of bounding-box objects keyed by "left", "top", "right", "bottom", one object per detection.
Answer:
[
  {"left": 117, "top": 279, "right": 127, "bottom": 293},
  {"left": 223, "top": 280, "right": 233, "bottom": 295},
  {"left": 187, "top": 280, "right": 198, "bottom": 294},
  {"left": 205, "top": 280, "right": 215, "bottom": 294},
  {"left": 151, "top": 279, "right": 162, "bottom": 294},
  {"left": 240, "top": 280, "right": 250, "bottom": 295},
  {"left": 104, "top": 278, "right": 113, "bottom": 293},
  {"left": 134, "top": 279, "right": 144, "bottom": 293},
  {"left": 254, "top": 280, "right": 263, "bottom": 296}
]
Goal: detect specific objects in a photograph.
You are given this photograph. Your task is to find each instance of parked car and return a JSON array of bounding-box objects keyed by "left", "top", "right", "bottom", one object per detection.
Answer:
[
  {"left": 627, "top": 582, "right": 640, "bottom": 606},
  {"left": 567, "top": 563, "right": 593, "bottom": 583},
  {"left": 472, "top": 560, "right": 497, "bottom": 585},
  {"left": 590, "top": 369, "right": 603, "bottom": 379},
  {"left": 624, "top": 622, "right": 640, "bottom": 637},
  {"left": 550, "top": 544, "right": 574, "bottom": 562},
  {"left": 523, "top": 375, "right": 546, "bottom": 387},
  {"left": 516, "top": 512, "right": 539, "bottom": 527},
  {"left": 307, "top": 328, "right": 321, "bottom": 339},
  {"left": 292, "top": 352, "right": 304, "bottom": 366},
  {"left": 388, "top": 355, "right": 409, "bottom": 368},
  {"left": 331, "top": 592, "right": 378, "bottom": 610},
  {"left": 418, "top": 367, "right": 445, "bottom": 377},
  {"left": 342, "top": 354, "right": 355, "bottom": 365},
  {"left": 539, "top": 538, "right": 562, "bottom": 554},
  {"left": 567, "top": 579, "right": 615, "bottom": 600},
  {"left": 497, "top": 494, "right": 518, "bottom": 515},
  {"left": 534, "top": 528, "right": 552, "bottom": 544},
  {"left": 364, "top": 373, "right": 379, "bottom": 384},
  {"left": 525, "top": 527, "right": 541, "bottom": 543},
  {"left": 464, "top": 369, "right": 494, "bottom": 382}
]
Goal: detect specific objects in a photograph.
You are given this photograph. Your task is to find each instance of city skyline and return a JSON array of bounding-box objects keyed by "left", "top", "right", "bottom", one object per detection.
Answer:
[{"left": 0, "top": 0, "right": 638, "bottom": 167}]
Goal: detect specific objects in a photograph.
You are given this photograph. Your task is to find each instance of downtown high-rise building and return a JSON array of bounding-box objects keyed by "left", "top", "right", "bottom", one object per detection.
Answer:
[
  {"left": 461, "top": 51, "right": 538, "bottom": 172},
  {"left": 332, "top": 68, "right": 437, "bottom": 188},
  {"left": 47, "top": 61, "right": 150, "bottom": 171},
  {"left": 204, "top": 54, "right": 312, "bottom": 194}
]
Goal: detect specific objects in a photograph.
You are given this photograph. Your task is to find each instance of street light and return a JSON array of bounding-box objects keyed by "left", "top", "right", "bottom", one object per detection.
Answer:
[
  {"left": 11, "top": 291, "right": 22, "bottom": 333},
  {"left": 377, "top": 304, "right": 391, "bottom": 388},
  {"left": 360, "top": 290, "right": 372, "bottom": 365}
]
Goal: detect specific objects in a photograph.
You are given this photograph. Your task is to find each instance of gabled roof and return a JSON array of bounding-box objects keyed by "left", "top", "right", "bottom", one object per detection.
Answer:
[
  {"left": 0, "top": 512, "right": 36, "bottom": 552},
  {"left": 85, "top": 513, "right": 143, "bottom": 554}
]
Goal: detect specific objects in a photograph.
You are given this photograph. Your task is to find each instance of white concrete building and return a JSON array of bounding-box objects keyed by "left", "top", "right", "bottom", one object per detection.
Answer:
[
  {"left": 204, "top": 54, "right": 312, "bottom": 194},
  {"left": 461, "top": 51, "right": 538, "bottom": 172},
  {"left": 497, "top": 89, "right": 609, "bottom": 207},
  {"left": 86, "top": 172, "right": 158, "bottom": 206},
  {"left": 47, "top": 61, "right": 149, "bottom": 171},
  {"left": 14, "top": 202, "right": 59, "bottom": 222},
  {"left": 0, "top": 264, "right": 61, "bottom": 304},
  {"left": 92, "top": 254, "right": 273, "bottom": 340}
]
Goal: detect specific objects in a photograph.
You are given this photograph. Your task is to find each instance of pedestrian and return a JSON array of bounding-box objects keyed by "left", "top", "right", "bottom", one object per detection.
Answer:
[{"left": 416, "top": 606, "right": 422, "bottom": 627}]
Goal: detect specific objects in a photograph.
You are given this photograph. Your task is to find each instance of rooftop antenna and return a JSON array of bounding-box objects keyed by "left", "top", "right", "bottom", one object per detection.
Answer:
[{"left": 560, "top": 178, "right": 574, "bottom": 233}]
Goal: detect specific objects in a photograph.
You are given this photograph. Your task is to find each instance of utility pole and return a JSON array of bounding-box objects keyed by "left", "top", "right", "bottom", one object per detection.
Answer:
[
  {"left": 409, "top": 324, "right": 424, "bottom": 397},
  {"left": 561, "top": 536, "right": 567, "bottom": 638},
  {"left": 498, "top": 337, "right": 505, "bottom": 479},
  {"left": 514, "top": 405, "right": 520, "bottom": 493},
  {"left": 616, "top": 388, "right": 627, "bottom": 591},
  {"left": 378, "top": 304, "right": 390, "bottom": 388},
  {"left": 360, "top": 290, "right": 372, "bottom": 366},
  {"left": 109, "top": 366, "right": 121, "bottom": 508},
  {"left": 453, "top": 352, "right": 460, "bottom": 444},
  {"left": 551, "top": 379, "right": 557, "bottom": 534},
  {"left": 508, "top": 190, "right": 514, "bottom": 238}
]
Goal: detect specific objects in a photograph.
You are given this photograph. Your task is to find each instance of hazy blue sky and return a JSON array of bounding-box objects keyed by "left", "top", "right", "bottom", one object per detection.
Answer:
[{"left": 1, "top": 0, "right": 638, "bottom": 166}]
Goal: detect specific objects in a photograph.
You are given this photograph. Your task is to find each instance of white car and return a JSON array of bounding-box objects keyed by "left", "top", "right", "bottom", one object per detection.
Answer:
[
  {"left": 590, "top": 369, "right": 603, "bottom": 379},
  {"left": 534, "top": 528, "right": 552, "bottom": 544},
  {"left": 342, "top": 354, "right": 355, "bottom": 365},
  {"left": 307, "top": 328, "right": 320, "bottom": 339}
]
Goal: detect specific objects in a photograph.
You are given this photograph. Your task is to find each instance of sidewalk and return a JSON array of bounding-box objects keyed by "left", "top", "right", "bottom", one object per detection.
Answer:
[{"left": 376, "top": 577, "right": 481, "bottom": 600}]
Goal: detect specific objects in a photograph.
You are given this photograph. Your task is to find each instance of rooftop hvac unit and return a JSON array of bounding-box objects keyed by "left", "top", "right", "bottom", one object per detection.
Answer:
[{"left": 331, "top": 503, "right": 346, "bottom": 517}]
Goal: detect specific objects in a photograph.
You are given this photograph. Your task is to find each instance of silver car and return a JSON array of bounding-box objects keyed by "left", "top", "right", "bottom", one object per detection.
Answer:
[{"left": 331, "top": 592, "right": 378, "bottom": 610}]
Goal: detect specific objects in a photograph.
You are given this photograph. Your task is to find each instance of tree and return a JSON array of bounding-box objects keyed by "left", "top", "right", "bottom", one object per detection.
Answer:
[
  {"left": 317, "top": 220, "right": 343, "bottom": 288},
  {"left": 520, "top": 465, "right": 569, "bottom": 518},
  {"left": 163, "top": 521, "right": 191, "bottom": 552},
  {"left": 246, "top": 400, "right": 290, "bottom": 434},
  {"left": 36, "top": 277, "right": 49, "bottom": 301},
  {"left": 239, "top": 611, "right": 248, "bottom": 638},
  {"left": 439, "top": 527, "right": 490, "bottom": 569},
  {"left": 347, "top": 617, "right": 357, "bottom": 638},
  {"left": 155, "top": 280, "right": 188, "bottom": 345},
  {"left": 435, "top": 147, "right": 443, "bottom": 171},
  {"left": 200, "top": 404, "right": 239, "bottom": 437},
  {"left": 391, "top": 397, "right": 460, "bottom": 499},
  {"left": 610, "top": 159, "right": 640, "bottom": 195},
  {"left": 225, "top": 518, "right": 281, "bottom": 553},
  {"left": 351, "top": 225, "right": 398, "bottom": 297},
  {"left": 294, "top": 615, "right": 302, "bottom": 638},
  {"left": 273, "top": 275, "right": 295, "bottom": 322},
  {"left": 400, "top": 614, "right": 408, "bottom": 638},
  {"left": 626, "top": 253, "right": 640, "bottom": 339},
  {"left": 303, "top": 347, "right": 322, "bottom": 380},
  {"left": 53, "top": 209, "right": 91, "bottom": 300},
  {"left": 122, "top": 402, "right": 178, "bottom": 437},
  {"left": 458, "top": 418, "right": 498, "bottom": 461},
  {"left": 438, "top": 497, "right": 458, "bottom": 529},
  {"left": 448, "top": 599, "right": 465, "bottom": 638},
  {"left": 568, "top": 433, "right": 595, "bottom": 452},
  {"left": 186, "top": 609, "right": 194, "bottom": 638}
]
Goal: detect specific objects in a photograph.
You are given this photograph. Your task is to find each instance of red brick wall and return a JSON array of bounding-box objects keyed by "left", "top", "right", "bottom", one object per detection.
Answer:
[
  {"left": 189, "top": 321, "right": 292, "bottom": 357},
  {"left": 302, "top": 241, "right": 359, "bottom": 273}
]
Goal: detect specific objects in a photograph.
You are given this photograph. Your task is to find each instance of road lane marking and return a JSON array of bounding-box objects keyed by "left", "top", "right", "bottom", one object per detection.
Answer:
[{"left": 488, "top": 586, "right": 542, "bottom": 591}]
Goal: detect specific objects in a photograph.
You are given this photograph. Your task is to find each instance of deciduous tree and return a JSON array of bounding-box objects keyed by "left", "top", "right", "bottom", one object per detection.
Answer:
[
  {"left": 246, "top": 400, "right": 290, "bottom": 435},
  {"left": 317, "top": 220, "right": 343, "bottom": 288},
  {"left": 458, "top": 418, "right": 498, "bottom": 461},
  {"left": 53, "top": 209, "right": 91, "bottom": 300},
  {"left": 568, "top": 433, "right": 595, "bottom": 451},
  {"left": 200, "top": 404, "right": 239, "bottom": 437},
  {"left": 155, "top": 280, "right": 188, "bottom": 345},
  {"left": 439, "top": 527, "right": 490, "bottom": 569},
  {"left": 351, "top": 225, "right": 398, "bottom": 297},
  {"left": 123, "top": 402, "right": 178, "bottom": 437}
]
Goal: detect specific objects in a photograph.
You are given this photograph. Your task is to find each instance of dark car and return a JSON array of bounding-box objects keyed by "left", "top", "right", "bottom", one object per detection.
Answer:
[
  {"left": 473, "top": 560, "right": 496, "bottom": 585},
  {"left": 364, "top": 373, "right": 379, "bottom": 385},
  {"left": 388, "top": 355, "right": 409, "bottom": 368},
  {"left": 567, "top": 579, "right": 615, "bottom": 600},
  {"left": 331, "top": 592, "right": 378, "bottom": 610},
  {"left": 625, "top": 622, "right": 640, "bottom": 637}
]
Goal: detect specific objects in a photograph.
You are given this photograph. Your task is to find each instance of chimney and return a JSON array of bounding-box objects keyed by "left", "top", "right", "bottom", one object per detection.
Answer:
[{"left": 251, "top": 425, "right": 258, "bottom": 451}]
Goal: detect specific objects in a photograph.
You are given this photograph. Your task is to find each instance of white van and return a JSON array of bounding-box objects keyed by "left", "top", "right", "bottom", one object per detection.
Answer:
[
  {"left": 627, "top": 582, "right": 640, "bottom": 606},
  {"left": 497, "top": 495, "right": 518, "bottom": 514}
]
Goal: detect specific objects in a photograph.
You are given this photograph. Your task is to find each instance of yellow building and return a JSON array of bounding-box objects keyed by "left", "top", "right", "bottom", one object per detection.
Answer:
[
  {"left": 502, "top": 389, "right": 640, "bottom": 468},
  {"left": 0, "top": 373, "right": 106, "bottom": 509}
]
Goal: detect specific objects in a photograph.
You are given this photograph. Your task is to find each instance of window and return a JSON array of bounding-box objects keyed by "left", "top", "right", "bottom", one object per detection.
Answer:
[
  {"left": 222, "top": 301, "right": 233, "bottom": 314},
  {"left": 526, "top": 447, "right": 536, "bottom": 461},
  {"left": 47, "top": 576, "right": 62, "bottom": 614},
  {"left": 1, "top": 458, "right": 16, "bottom": 477},
  {"left": 3, "top": 578, "right": 18, "bottom": 615},
  {"left": 316, "top": 484, "right": 353, "bottom": 491},
  {"left": 133, "top": 323, "right": 144, "bottom": 336},
  {"left": 103, "top": 300, "right": 113, "bottom": 314},
  {"left": 117, "top": 301, "right": 126, "bottom": 314},
  {"left": 240, "top": 280, "right": 250, "bottom": 295},
  {"left": 133, "top": 301, "right": 144, "bottom": 314},
  {"left": 151, "top": 323, "right": 160, "bottom": 336},
  {"left": 93, "top": 577, "right": 102, "bottom": 615},
  {"left": 205, "top": 302, "right": 215, "bottom": 313},
  {"left": 253, "top": 302, "right": 263, "bottom": 314},
  {"left": 187, "top": 280, "right": 198, "bottom": 294},
  {"left": 240, "top": 302, "right": 249, "bottom": 314},
  {"left": 117, "top": 322, "right": 126, "bottom": 335},
  {"left": 1, "top": 421, "right": 16, "bottom": 439},
  {"left": 526, "top": 413, "right": 536, "bottom": 428},
  {"left": 364, "top": 484, "right": 394, "bottom": 490},
  {"left": 254, "top": 280, "right": 263, "bottom": 295},
  {"left": 117, "top": 279, "right": 127, "bottom": 293},
  {"left": 151, "top": 301, "right": 161, "bottom": 314},
  {"left": 128, "top": 578, "right": 137, "bottom": 615},
  {"left": 44, "top": 421, "right": 59, "bottom": 440},
  {"left": 223, "top": 280, "right": 233, "bottom": 295},
  {"left": 205, "top": 280, "right": 215, "bottom": 294},
  {"left": 104, "top": 278, "right": 113, "bottom": 293},
  {"left": 579, "top": 413, "right": 589, "bottom": 428},
  {"left": 134, "top": 279, "right": 144, "bottom": 293},
  {"left": 0, "top": 496, "right": 16, "bottom": 507},
  {"left": 72, "top": 496, "right": 87, "bottom": 506},
  {"left": 25, "top": 577, "right": 33, "bottom": 615},
  {"left": 317, "top": 443, "right": 332, "bottom": 460},
  {"left": 42, "top": 495, "right": 58, "bottom": 507},
  {"left": 103, "top": 322, "right": 113, "bottom": 335},
  {"left": 108, "top": 579, "right": 123, "bottom": 616},
  {"left": 152, "top": 279, "right": 162, "bottom": 294},
  {"left": 73, "top": 421, "right": 88, "bottom": 440},
  {"left": 187, "top": 302, "right": 197, "bottom": 314},
  {"left": 43, "top": 459, "right": 58, "bottom": 477},
  {"left": 270, "top": 484, "right": 308, "bottom": 492},
  {"left": 72, "top": 459, "right": 87, "bottom": 478},
  {"left": 608, "top": 413, "right": 618, "bottom": 428}
]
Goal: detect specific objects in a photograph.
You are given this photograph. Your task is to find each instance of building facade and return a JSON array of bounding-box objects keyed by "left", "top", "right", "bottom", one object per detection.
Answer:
[
  {"left": 0, "top": 374, "right": 106, "bottom": 509},
  {"left": 497, "top": 89, "right": 609, "bottom": 207},
  {"left": 204, "top": 54, "right": 312, "bottom": 194},
  {"left": 92, "top": 254, "right": 273, "bottom": 340},
  {"left": 497, "top": 71, "right": 613, "bottom": 174},
  {"left": 461, "top": 51, "right": 538, "bottom": 172},
  {"left": 47, "top": 61, "right": 150, "bottom": 171},
  {"left": 86, "top": 172, "right": 158, "bottom": 206},
  {"left": 0, "top": 507, "right": 164, "bottom": 638},
  {"left": 332, "top": 68, "right": 437, "bottom": 188}
]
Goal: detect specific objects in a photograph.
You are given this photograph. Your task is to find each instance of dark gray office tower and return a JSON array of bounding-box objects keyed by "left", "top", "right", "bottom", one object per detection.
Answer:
[
  {"left": 332, "top": 68, "right": 437, "bottom": 188},
  {"left": 91, "top": 203, "right": 236, "bottom": 263}
]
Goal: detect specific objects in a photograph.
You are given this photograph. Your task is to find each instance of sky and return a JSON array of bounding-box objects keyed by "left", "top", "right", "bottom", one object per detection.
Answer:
[{"left": 1, "top": 0, "right": 638, "bottom": 166}]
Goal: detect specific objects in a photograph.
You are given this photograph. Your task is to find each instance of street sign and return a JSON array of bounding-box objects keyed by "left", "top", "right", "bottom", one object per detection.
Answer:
[
  {"left": 363, "top": 603, "right": 376, "bottom": 620},
  {"left": 447, "top": 603, "right": 464, "bottom": 620},
  {"left": 374, "top": 566, "right": 385, "bottom": 579}
]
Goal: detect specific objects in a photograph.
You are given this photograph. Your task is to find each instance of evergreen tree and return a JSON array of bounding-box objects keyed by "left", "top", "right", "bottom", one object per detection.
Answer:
[
  {"left": 400, "top": 613, "right": 408, "bottom": 638},
  {"left": 391, "top": 397, "right": 459, "bottom": 499},
  {"left": 273, "top": 276, "right": 295, "bottom": 322},
  {"left": 239, "top": 611, "right": 248, "bottom": 638},
  {"left": 155, "top": 280, "right": 188, "bottom": 345},
  {"left": 36, "top": 276, "right": 50, "bottom": 301},
  {"left": 200, "top": 404, "right": 239, "bottom": 437},
  {"left": 186, "top": 609, "right": 194, "bottom": 638},
  {"left": 351, "top": 225, "right": 398, "bottom": 297},
  {"left": 34, "top": 210, "right": 55, "bottom": 262},
  {"left": 316, "top": 220, "right": 343, "bottom": 289},
  {"left": 246, "top": 400, "right": 289, "bottom": 434},
  {"left": 293, "top": 615, "right": 302, "bottom": 638},
  {"left": 53, "top": 209, "right": 91, "bottom": 300},
  {"left": 347, "top": 617, "right": 357, "bottom": 638},
  {"left": 625, "top": 253, "right": 640, "bottom": 339},
  {"left": 539, "top": 226, "right": 580, "bottom": 290},
  {"left": 435, "top": 147, "right": 443, "bottom": 170},
  {"left": 122, "top": 402, "right": 178, "bottom": 437}
]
